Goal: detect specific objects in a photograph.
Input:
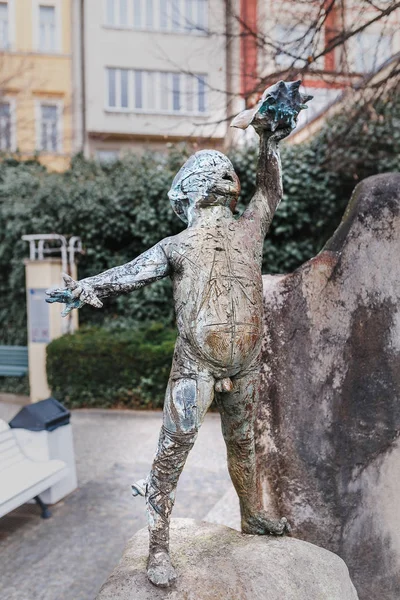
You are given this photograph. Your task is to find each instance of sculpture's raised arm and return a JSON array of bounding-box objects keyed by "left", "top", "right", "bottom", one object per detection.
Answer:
[
  {"left": 231, "top": 80, "right": 312, "bottom": 237},
  {"left": 46, "top": 241, "right": 170, "bottom": 316}
]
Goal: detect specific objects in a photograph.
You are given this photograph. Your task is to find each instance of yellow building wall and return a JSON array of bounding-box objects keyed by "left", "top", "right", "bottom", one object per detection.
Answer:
[{"left": 1, "top": 0, "right": 73, "bottom": 171}]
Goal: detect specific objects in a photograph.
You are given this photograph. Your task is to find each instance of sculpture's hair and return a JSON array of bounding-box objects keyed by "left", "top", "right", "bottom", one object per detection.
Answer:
[{"left": 168, "top": 150, "right": 240, "bottom": 223}]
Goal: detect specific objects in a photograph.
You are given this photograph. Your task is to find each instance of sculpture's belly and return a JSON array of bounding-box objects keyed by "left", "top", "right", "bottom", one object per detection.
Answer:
[
  {"left": 172, "top": 245, "right": 264, "bottom": 370},
  {"left": 196, "top": 318, "right": 262, "bottom": 370},
  {"left": 178, "top": 288, "right": 263, "bottom": 370}
]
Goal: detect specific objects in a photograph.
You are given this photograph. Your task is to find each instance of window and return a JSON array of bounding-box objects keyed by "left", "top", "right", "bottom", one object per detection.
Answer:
[
  {"left": 355, "top": 33, "right": 392, "bottom": 73},
  {"left": 96, "top": 149, "right": 120, "bottom": 164},
  {"left": 105, "top": 0, "right": 129, "bottom": 27},
  {"left": 133, "top": 0, "right": 141, "bottom": 27},
  {"left": 275, "top": 24, "right": 315, "bottom": 68},
  {"left": 108, "top": 68, "right": 117, "bottom": 107},
  {"left": 184, "top": 0, "right": 207, "bottom": 32},
  {"left": 146, "top": 0, "right": 153, "bottom": 29},
  {"left": 106, "top": 68, "right": 207, "bottom": 114},
  {"left": 106, "top": 0, "right": 115, "bottom": 24},
  {"left": 0, "top": 102, "right": 11, "bottom": 150},
  {"left": 134, "top": 70, "right": 142, "bottom": 108},
  {"left": 0, "top": 2, "right": 8, "bottom": 49},
  {"left": 39, "top": 5, "right": 56, "bottom": 51},
  {"left": 39, "top": 104, "right": 60, "bottom": 152},
  {"left": 104, "top": 0, "right": 208, "bottom": 33}
]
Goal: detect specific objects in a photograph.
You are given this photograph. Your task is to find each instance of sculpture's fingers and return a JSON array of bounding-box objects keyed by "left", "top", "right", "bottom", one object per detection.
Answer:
[
  {"left": 61, "top": 304, "right": 75, "bottom": 317},
  {"left": 45, "top": 288, "right": 72, "bottom": 304},
  {"left": 62, "top": 272, "right": 79, "bottom": 290},
  {"left": 46, "top": 287, "right": 63, "bottom": 297},
  {"left": 45, "top": 296, "right": 60, "bottom": 304},
  {"left": 71, "top": 285, "right": 83, "bottom": 299},
  {"left": 80, "top": 288, "right": 103, "bottom": 308},
  {"left": 87, "top": 295, "right": 103, "bottom": 309}
]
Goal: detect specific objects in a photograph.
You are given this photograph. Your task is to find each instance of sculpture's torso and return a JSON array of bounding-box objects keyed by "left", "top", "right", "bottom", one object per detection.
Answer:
[{"left": 164, "top": 217, "right": 264, "bottom": 377}]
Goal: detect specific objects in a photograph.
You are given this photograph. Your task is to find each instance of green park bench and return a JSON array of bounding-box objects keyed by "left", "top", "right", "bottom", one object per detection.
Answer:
[{"left": 0, "top": 346, "right": 29, "bottom": 377}]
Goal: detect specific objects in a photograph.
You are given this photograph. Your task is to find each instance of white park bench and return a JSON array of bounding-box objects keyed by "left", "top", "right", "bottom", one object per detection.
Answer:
[{"left": 0, "top": 419, "right": 68, "bottom": 519}]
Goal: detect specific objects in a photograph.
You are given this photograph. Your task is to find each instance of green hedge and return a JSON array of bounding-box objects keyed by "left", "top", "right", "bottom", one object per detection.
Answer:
[
  {"left": 1, "top": 87, "right": 399, "bottom": 347},
  {"left": 46, "top": 322, "right": 176, "bottom": 409},
  {"left": 0, "top": 375, "right": 29, "bottom": 396}
]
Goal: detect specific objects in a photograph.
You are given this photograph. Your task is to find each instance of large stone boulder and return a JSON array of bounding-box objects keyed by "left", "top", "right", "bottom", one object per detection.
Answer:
[
  {"left": 96, "top": 519, "right": 358, "bottom": 599},
  {"left": 258, "top": 173, "right": 400, "bottom": 599}
]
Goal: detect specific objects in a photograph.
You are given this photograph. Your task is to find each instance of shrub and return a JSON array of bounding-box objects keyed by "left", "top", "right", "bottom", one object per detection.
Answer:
[
  {"left": 1, "top": 86, "right": 399, "bottom": 346},
  {"left": 0, "top": 375, "right": 29, "bottom": 396},
  {"left": 46, "top": 322, "right": 176, "bottom": 409}
]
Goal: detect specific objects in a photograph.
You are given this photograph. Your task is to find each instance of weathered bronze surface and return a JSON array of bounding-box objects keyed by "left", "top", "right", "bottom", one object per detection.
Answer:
[{"left": 46, "top": 80, "right": 312, "bottom": 588}]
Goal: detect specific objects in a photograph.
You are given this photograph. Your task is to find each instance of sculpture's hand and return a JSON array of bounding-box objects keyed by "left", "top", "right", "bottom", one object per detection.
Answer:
[
  {"left": 231, "top": 80, "right": 312, "bottom": 138},
  {"left": 46, "top": 273, "right": 103, "bottom": 317}
]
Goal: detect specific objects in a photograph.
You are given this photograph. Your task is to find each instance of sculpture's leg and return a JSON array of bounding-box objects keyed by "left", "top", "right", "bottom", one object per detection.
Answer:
[
  {"left": 216, "top": 368, "right": 289, "bottom": 536},
  {"left": 146, "top": 356, "right": 214, "bottom": 588}
]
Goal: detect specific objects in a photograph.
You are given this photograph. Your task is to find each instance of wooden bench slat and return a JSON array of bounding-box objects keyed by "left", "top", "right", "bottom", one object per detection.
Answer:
[
  {"left": 0, "top": 443, "right": 22, "bottom": 460},
  {"left": 0, "top": 453, "right": 25, "bottom": 473},
  {"left": 0, "top": 437, "right": 25, "bottom": 472},
  {"left": 0, "top": 367, "right": 28, "bottom": 377},
  {"left": 0, "top": 459, "right": 67, "bottom": 505},
  {"left": 0, "top": 345, "right": 28, "bottom": 378}
]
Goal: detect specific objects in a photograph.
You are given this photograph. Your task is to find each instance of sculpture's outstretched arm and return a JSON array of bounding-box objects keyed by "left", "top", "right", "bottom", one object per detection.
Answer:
[
  {"left": 231, "top": 80, "right": 312, "bottom": 238},
  {"left": 46, "top": 241, "right": 170, "bottom": 316}
]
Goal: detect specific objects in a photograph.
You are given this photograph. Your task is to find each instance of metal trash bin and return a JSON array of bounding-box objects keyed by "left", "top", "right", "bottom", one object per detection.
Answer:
[
  {"left": 9, "top": 398, "right": 77, "bottom": 504},
  {"left": 9, "top": 397, "right": 70, "bottom": 432}
]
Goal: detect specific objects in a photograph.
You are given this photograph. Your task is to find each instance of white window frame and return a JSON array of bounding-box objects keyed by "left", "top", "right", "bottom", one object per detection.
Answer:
[
  {"left": 33, "top": 0, "right": 62, "bottom": 54},
  {"left": 105, "top": 68, "right": 208, "bottom": 116},
  {"left": 0, "top": 97, "right": 16, "bottom": 152},
  {"left": 103, "top": 0, "right": 208, "bottom": 35},
  {"left": 0, "top": 0, "right": 15, "bottom": 50},
  {"left": 35, "top": 99, "right": 63, "bottom": 153},
  {"left": 105, "top": 67, "right": 132, "bottom": 113},
  {"left": 103, "top": 0, "right": 132, "bottom": 29}
]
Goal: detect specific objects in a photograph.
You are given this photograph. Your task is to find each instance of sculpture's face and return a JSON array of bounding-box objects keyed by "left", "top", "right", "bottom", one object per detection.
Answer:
[{"left": 168, "top": 150, "right": 240, "bottom": 224}]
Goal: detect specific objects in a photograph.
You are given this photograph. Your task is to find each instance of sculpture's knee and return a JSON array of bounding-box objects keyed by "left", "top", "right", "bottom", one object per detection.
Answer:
[{"left": 164, "top": 377, "right": 199, "bottom": 434}]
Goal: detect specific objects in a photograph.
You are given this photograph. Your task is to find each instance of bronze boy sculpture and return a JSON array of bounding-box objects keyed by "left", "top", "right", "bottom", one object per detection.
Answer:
[{"left": 47, "top": 80, "right": 312, "bottom": 588}]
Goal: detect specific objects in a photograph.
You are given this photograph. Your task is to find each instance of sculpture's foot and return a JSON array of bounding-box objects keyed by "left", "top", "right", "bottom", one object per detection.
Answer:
[
  {"left": 242, "top": 512, "right": 291, "bottom": 536},
  {"left": 147, "top": 549, "right": 177, "bottom": 588}
]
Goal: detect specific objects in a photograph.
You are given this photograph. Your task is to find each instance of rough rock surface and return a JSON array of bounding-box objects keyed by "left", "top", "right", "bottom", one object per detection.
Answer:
[
  {"left": 95, "top": 519, "right": 358, "bottom": 600},
  {"left": 258, "top": 173, "right": 400, "bottom": 600}
]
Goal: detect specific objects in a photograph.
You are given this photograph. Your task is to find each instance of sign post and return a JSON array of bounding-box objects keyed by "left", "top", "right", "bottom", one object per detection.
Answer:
[{"left": 23, "top": 235, "right": 82, "bottom": 403}]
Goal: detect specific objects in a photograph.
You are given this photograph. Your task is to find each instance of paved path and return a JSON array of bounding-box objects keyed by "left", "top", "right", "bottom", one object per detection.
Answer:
[{"left": 0, "top": 405, "right": 239, "bottom": 600}]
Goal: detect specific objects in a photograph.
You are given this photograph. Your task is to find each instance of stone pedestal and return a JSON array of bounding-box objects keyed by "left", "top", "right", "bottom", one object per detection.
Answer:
[{"left": 96, "top": 519, "right": 358, "bottom": 600}]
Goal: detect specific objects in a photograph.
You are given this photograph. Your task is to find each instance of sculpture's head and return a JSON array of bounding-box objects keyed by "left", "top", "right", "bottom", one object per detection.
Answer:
[
  {"left": 231, "top": 80, "right": 313, "bottom": 132},
  {"left": 168, "top": 150, "right": 240, "bottom": 224}
]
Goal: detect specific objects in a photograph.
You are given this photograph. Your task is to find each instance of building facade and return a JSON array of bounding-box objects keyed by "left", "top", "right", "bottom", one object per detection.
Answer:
[
  {"left": 0, "top": 0, "right": 398, "bottom": 168},
  {"left": 244, "top": 0, "right": 400, "bottom": 131},
  {"left": 78, "top": 0, "right": 230, "bottom": 161},
  {"left": 0, "top": 0, "right": 73, "bottom": 170}
]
